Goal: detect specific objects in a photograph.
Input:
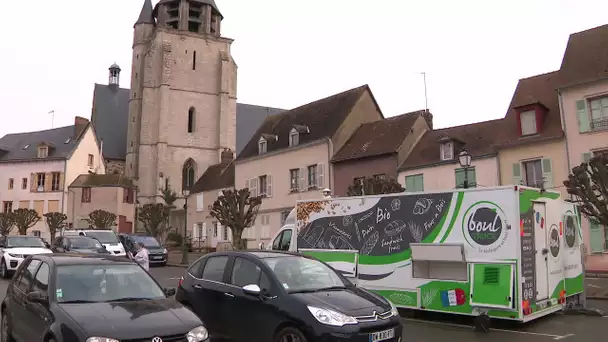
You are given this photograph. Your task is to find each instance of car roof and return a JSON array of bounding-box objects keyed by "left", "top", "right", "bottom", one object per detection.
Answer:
[
  {"left": 33, "top": 253, "right": 135, "bottom": 266},
  {"left": 209, "top": 250, "right": 304, "bottom": 259},
  {"left": 67, "top": 235, "right": 97, "bottom": 239},
  {"left": 6, "top": 236, "right": 41, "bottom": 239}
]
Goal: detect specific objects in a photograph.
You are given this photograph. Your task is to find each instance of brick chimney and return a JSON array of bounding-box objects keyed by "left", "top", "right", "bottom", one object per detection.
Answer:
[
  {"left": 74, "top": 116, "right": 89, "bottom": 138},
  {"left": 220, "top": 148, "right": 234, "bottom": 164}
]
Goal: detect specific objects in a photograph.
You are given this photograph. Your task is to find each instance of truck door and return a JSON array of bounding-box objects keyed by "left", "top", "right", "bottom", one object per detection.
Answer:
[
  {"left": 533, "top": 202, "right": 550, "bottom": 301},
  {"left": 270, "top": 229, "right": 294, "bottom": 251}
]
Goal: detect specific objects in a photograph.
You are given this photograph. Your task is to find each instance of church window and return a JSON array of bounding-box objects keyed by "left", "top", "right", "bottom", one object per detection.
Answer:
[
  {"left": 188, "top": 107, "right": 195, "bottom": 133},
  {"left": 192, "top": 51, "right": 196, "bottom": 70},
  {"left": 182, "top": 159, "right": 196, "bottom": 191}
]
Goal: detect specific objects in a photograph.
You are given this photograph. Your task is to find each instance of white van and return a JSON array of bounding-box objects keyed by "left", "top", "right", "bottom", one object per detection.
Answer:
[{"left": 63, "top": 229, "right": 127, "bottom": 257}]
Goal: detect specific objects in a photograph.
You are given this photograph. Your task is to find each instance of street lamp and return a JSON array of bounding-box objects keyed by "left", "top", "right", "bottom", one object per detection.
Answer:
[
  {"left": 458, "top": 149, "right": 472, "bottom": 189},
  {"left": 181, "top": 188, "right": 190, "bottom": 265}
]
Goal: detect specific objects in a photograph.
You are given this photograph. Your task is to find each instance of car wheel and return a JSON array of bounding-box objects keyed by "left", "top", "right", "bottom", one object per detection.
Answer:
[
  {"left": 1, "top": 310, "right": 15, "bottom": 342},
  {"left": 274, "top": 326, "right": 307, "bottom": 342},
  {"left": 0, "top": 260, "right": 9, "bottom": 279}
]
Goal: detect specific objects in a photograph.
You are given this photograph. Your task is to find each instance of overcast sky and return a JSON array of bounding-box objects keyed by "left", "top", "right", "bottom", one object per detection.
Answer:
[{"left": 1, "top": 0, "right": 607, "bottom": 138}]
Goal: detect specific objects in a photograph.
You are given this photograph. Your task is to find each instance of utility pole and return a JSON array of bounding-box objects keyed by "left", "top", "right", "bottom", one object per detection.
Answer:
[
  {"left": 421, "top": 72, "right": 428, "bottom": 111},
  {"left": 49, "top": 110, "right": 55, "bottom": 128}
]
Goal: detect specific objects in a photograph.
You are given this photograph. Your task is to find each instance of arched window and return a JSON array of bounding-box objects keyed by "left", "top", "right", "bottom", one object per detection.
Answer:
[
  {"left": 182, "top": 159, "right": 196, "bottom": 191},
  {"left": 188, "top": 107, "right": 195, "bottom": 133}
]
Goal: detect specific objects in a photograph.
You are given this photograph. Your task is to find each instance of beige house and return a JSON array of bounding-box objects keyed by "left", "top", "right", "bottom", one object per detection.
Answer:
[
  {"left": 67, "top": 174, "right": 135, "bottom": 233},
  {"left": 234, "top": 85, "right": 384, "bottom": 248},
  {"left": 186, "top": 149, "right": 235, "bottom": 249},
  {"left": 0, "top": 117, "right": 105, "bottom": 239}
]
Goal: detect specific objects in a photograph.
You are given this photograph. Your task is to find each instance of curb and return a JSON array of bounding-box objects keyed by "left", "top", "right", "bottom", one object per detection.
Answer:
[
  {"left": 586, "top": 272, "right": 608, "bottom": 278},
  {"left": 587, "top": 295, "right": 608, "bottom": 300}
]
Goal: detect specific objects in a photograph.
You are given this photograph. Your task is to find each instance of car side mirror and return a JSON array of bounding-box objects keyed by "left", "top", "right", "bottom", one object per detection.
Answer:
[
  {"left": 242, "top": 284, "right": 261, "bottom": 296},
  {"left": 165, "top": 287, "right": 177, "bottom": 297},
  {"left": 27, "top": 291, "right": 48, "bottom": 305}
]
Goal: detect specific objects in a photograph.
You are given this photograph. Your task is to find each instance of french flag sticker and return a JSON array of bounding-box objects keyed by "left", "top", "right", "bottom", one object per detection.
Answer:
[{"left": 440, "top": 288, "right": 465, "bottom": 307}]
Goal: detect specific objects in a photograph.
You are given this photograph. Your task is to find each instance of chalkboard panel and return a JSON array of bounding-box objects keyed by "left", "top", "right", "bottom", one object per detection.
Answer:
[
  {"left": 298, "top": 193, "right": 453, "bottom": 258},
  {"left": 520, "top": 208, "right": 536, "bottom": 309}
]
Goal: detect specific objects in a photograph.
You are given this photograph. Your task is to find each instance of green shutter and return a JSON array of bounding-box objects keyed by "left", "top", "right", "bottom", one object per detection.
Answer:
[
  {"left": 469, "top": 167, "right": 477, "bottom": 188},
  {"left": 512, "top": 163, "right": 522, "bottom": 185},
  {"left": 405, "top": 176, "right": 415, "bottom": 192},
  {"left": 542, "top": 158, "right": 553, "bottom": 189},
  {"left": 455, "top": 169, "right": 464, "bottom": 188},
  {"left": 576, "top": 100, "right": 590, "bottom": 133},
  {"left": 589, "top": 219, "right": 605, "bottom": 253},
  {"left": 417, "top": 175, "right": 424, "bottom": 192},
  {"left": 582, "top": 152, "right": 592, "bottom": 163}
]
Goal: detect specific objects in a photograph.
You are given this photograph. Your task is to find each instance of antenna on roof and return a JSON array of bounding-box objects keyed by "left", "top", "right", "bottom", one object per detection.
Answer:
[
  {"left": 49, "top": 110, "right": 55, "bottom": 128},
  {"left": 420, "top": 72, "right": 428, "bottom": 112}
]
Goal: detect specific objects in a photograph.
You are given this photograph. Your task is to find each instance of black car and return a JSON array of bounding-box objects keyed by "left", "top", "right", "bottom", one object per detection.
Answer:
[
  {"left": 175, "top": 250, "right": 402, "bottom": 342},
  {"left": 119, "top": 234, "right": 168, "bottom": 266},
  {"left": 51, "top": 236, "right": 111, "bottom": 254},
  {"left": 1, "top": 254, "right": 209, "bottom": 342}
]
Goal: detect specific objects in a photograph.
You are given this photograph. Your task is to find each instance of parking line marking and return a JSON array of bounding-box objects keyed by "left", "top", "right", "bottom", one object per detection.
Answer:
[
  {"left": 587, "top": 284, "right": 601, "bottom": 288},
  {"left": 401, "top": 317, "right": 573, "bottom": 339}
]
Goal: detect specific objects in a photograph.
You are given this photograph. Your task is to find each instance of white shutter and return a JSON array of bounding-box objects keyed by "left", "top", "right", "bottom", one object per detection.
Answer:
[
  {"left": 202, "top": 223, "right": 207, "bottom": 238},
  {"left": 316, "top": 164, "right": 324, "bottom": 188},
  {"left": 299, "top": 168, "right": 306, "bottom": 191},
  {"left": 251, "top": 178, "right": 258, "bottom": 197},
  {"left": 196, "top": 194, "right": 204, "bottom": 212},
  {"left": 192, "top": 224, "right": 198, "bottom": 238},
  {"left": 267, "top": 174, "right": 273, "bottom": 197}
]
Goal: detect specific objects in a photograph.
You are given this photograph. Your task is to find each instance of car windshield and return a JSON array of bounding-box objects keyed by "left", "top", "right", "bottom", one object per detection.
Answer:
[
  {"left": 263, "top": 256, "right": 347, "bottom": 293},
  {"left": 7, "top": 236, "right": 46, "bottom": 248},
  {"left": 132, "top": 236, "right": 161, "bottom": 247},
  {"left": 71, "top": 238, "right": 103, "bottom": 249},
  {"left": 84, "top": 231, "right": 119, "bottom": 244},
  {"left": 56, "top": 264, "right": 166, "bottom": 303}
]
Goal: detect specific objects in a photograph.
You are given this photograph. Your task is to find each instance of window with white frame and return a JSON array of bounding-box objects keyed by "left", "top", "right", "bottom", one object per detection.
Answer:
[
  {"left": 37, "top": 146, "right": 48, "bottom": 158},
  {"left": 520, "top": 110, "right": 537, "bottom": 135},
  {"left": 258, "top": 175, "right": 268, "bottom": 196},
  {"left": 590, "top": 96, "right": 608, "bottom": 130},
  {"left": 522, "top": 159, "right": 543, "bottom": 187},
  {"left": 258, "top": 138, "right": 267, "bottom": 154},
  {"left": 307, "top": 165, "right": 317, "bottom": 188},
  {"left": 289, "top": 129, "right": 299, "bottom": 147},
  {"left": 440, "top": 142, "right": 453, "bottom": 160},
  {"left": 289, "top": 169, "right": 299, "bottom": 191},
  {"left": 213, "top": 221, "right": 218, "bottom": 237}
]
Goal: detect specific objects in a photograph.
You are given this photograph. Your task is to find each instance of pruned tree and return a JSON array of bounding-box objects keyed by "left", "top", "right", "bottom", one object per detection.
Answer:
[
  {"left": 138, "top": 203, "right": 172, "bottom": 240},
  {"left": 210, "top": 188, "right": 262, "bottom": 250},
  {"left": 564, "top": 153, "right": 608, "bottom": 226},
  {"left": 0, "top": 212, "right": 15, "bottom": 237},
  {"left": 347, "top": 177, "right": 405, "bottom": 196},
  {"left": 160, "top": 178, "right": 178, "bottom": 208},
  {"left": 44, "top": 212, "right": 67, "bottom": 241},
  {"left": 85, "top": 210, "right": 117, "bottom": 229},
  {"left": 12, "top": 208, "right": 41, "bottom": 235}
]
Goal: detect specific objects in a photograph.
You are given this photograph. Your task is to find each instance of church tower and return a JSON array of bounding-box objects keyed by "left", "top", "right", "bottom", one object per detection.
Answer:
[{"left": 126, "top": 0, "right": 237, "bottom": 206}]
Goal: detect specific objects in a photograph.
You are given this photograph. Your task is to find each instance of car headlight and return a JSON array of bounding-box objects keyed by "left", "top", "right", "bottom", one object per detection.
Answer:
[
  {"left": 8, "top": 253, "right": 23, "bottom": 258},
  {"left": 86, "top": 338, "right": 119, "bottom": 342},
  {"left": 389, "top": 300, "right": 399, "bottom": 317},
  {"left": 307, "top": 306, "right": 358, "bottom": 327},
  {"left": 163, "top": 248, "right": 168, "bottom": 254},
  {"left": 187, "top": 325, "right": 209, "bottom": 341}
]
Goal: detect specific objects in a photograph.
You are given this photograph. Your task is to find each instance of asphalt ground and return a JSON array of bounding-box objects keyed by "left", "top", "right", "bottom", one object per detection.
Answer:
[{"left": 2, "top": 265, "right": 608, "bottom": 341}]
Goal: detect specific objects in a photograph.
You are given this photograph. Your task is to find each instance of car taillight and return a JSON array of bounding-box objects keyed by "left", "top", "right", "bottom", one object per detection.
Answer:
[{"left": 178, "top": 277, "right": 184, "bottom": 287}]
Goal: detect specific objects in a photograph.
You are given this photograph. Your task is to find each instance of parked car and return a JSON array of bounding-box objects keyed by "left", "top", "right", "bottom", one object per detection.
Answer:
[
  {"left": 51, "top": 236, "right": 111, "bottom": 254},
  {"left": 175, "top": 250, "right": 403, "bottom": 342},
  {"left": 0, "top": 236, "right": 53, "bottom": 279},
  {"left": 0, "top": 253, "right": 209, "bottom": 342},
  {"left": 62, "top": 229, "right": 126, "bottom": 257},
  {"left": 119, "top": 234, "right": 168, "bottom": 266}
]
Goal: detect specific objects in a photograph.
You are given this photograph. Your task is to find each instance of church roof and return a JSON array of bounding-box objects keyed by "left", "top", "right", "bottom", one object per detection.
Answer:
[{"left": 135, "top": 0, "right": 155, "bottom": 25}]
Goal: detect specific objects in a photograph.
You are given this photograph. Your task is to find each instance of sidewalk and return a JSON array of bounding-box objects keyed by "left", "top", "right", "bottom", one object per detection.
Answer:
[
  {"left": 166, "top": 251, "right": 206, "bottom": 267},
  {"left": 585, "top": 254, "right": 608, "bottom": 277}
]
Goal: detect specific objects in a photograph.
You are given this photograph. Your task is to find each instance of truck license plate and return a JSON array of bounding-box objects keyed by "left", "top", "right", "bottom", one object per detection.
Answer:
[{"left": 370, "top": 328, "right": 394, "bottom": 342}]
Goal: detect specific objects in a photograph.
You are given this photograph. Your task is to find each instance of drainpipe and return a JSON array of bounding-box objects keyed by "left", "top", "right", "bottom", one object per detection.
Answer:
[
  {"left": 61, "top": 161, "right": 67, "bottom": 214},
  {"left": 68, "top": 189, "right": 76, "bottom": 233},
  {"left": 495, "top": 153, "right": 502, "bottom": 186},
  {"left": 558, "top": 90, "right": 573, "bottom": 197}
]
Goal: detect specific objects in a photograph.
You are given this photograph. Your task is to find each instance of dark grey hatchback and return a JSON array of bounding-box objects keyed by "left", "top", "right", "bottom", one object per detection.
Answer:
[{"left": 175, "top": 250, "right": 402, "bottom": 342}]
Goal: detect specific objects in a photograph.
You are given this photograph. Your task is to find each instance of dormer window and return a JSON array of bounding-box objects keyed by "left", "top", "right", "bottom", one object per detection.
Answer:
[
  {"left": 258, "top": 137, "right": 267, "bottom": 154},
  {"left": 440, "top": 142, "right": 453, "bottom": 161},
  {"left": 289, "top": 128, "right": 299, "bottom": 147},
  {"left": 520, "top": 110, "right": 537, "bottom": 135},
  {"left": 37, "top": 146, "right": 48, "bottom": 158}
]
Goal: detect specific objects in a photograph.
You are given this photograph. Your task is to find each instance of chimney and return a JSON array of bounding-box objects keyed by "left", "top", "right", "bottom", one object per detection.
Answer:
[
  {"left": 220, "top": 148, "right": 234, "bottom": 164},
  {"left": 74, "top": 116, "right": 89, "bottom": 138},
  {"left": 421, "top": 110, "right": 433, "bottom": 130}
]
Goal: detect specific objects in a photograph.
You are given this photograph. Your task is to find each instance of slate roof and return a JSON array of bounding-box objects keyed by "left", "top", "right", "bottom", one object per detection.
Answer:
[
  {"left": 135, "top": 0, "right": 154, "bottom": 25},
  {"left": 190, "top": 161, "right": 234, "bottom": 194},
  {"left": 91, "top": 84, "right": 130, "bottom": 161},
  {"left": 495, "top": 71, "right": 564, "bottom": 148},
  {"left": 69, "top": 174, "right": 134, "bottom": 188},
  {"left": 558, "top": 24, "right": 608, "bottom": 88},
  {"left": 237, "top": 85, "right": 379, "bottom": 160},
  {"left": 91, "top": 84, "right": 284, "bottom": 161},
  {"left": 331, "top": 110, "right": 427, "bottom": 163},
  {"left": 398, "top": 119, "right": 503, "bottom": 171},
  {"left": 0, "top": 125, "right": 84, "bottom": 163}
]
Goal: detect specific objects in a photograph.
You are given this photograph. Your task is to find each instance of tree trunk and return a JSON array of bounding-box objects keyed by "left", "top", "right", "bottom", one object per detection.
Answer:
[
  {"left": 50, "top": 228, "right": 56, "bottom": 241},
  {"left": 231, "top": 227, "right": 247, "bottom": 250},
  {"left": 18, "top": 228, "right": 26, "bottom": 235}
]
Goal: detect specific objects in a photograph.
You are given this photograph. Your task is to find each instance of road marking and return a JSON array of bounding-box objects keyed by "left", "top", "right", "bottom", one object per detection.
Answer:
[
  {"left": 588, "top": 284, "right": 602, "bottom": 288},
  {"left": 401, "top": 317, "right": 573, "bottom": 339},
  {"left": 168, "top": 277, "right": 181, "bottom": 280}
]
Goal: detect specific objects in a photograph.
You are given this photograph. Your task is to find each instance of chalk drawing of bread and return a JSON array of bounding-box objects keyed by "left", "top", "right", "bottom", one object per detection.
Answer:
[
  {"left": 329, "top": 235, "right": 354, "bottom": 250},
  {"left": 302, "top": 225, "right": 325, "bottom": 247},
  {"left": 413, "top": 198, "right": 433, "bottom": 215},
  {"left": 384, "top": 220, "right": 406, "bottom": 237},
  {"left": 360, "top": 231, "right": 379, "bottom": 255}
]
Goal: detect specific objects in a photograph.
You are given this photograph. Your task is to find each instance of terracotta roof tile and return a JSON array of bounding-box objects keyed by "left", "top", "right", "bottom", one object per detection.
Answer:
[
  {"left": 332, "top": 110, "right": 427, "bottom": 162},
  {"left": 190, "top": 161, "right": 234, "bottom": 194},
  {"left": 398, "top": 119, "right": 503, "bottom": 171},
  {"left": 236, "top": 85, "right": 376, "bottom": 160},
  {"left": 558, "top": 24, "right": 608, "bottom": 88}
]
